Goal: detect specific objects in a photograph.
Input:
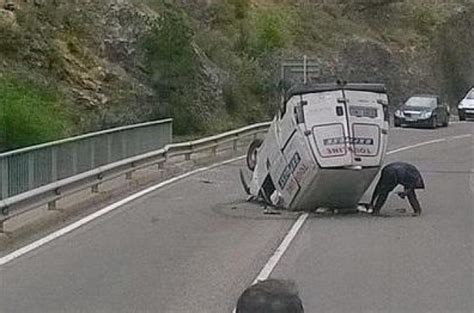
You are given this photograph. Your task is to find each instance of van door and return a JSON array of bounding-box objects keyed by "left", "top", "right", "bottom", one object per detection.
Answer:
[
  {"left": 344, "top": 90, "right": 388, "bottom": 167},
  {"left": 300, "top": 90, "right": 354, "bottom": 168}
]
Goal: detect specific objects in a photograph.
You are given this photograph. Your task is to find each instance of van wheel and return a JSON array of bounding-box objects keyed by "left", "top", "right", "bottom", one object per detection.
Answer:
[
  {"left": 247, "top": 138, "right": 263, "bottom": 171},
  {"left": 394, "top": 118, "right": 401, "bottom": 127}
]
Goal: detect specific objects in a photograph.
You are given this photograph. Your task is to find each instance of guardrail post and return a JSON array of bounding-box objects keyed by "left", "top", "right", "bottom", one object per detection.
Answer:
[
  {"left": 0, "top": 204, "right": 8, "bottom": 233},
  {"left": 48, "top": 200, "right": 57, "bottom": 210},
  {"left": 185, "top": 145, "right": 192, "bottom": 161},
  {"left": 233, "top": 137, "right": 239, "bottom": 151},
  {"left": 159, "top": 152, "right": 168, "bottom": 169},
  {"left": 1, "top": 158, "right": 8, "bottom": 199},
  {"left": 212, "top": 140, "right": 218, "bottom": 156},
  {"left": 91, "top": 184, "right": 99, "bottom": 193}
]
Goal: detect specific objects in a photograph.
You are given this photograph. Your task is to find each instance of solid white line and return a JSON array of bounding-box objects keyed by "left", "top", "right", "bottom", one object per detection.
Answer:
[
  {"left": 232, "top": 213, "right": 309, "bottom": 313},
  {"left": 386, "top": 133, "right": 472, "bottom": 156},
  {"left": 252, "top": 213, "right": 309, "bottom": 284},
  {"left": 450, "top": 134, "right": 472, "bottom": 140},
  {"left": 386, "top": 138, "right": 446, "bottom": 155},
  {"left": 0, "top": 156, "right": 246, "bottom": 267}
]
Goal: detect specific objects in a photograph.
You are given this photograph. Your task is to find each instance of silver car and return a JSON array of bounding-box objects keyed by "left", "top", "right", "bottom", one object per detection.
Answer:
[{"left": 457, "top": 87, "right": 474, "bottom": 121}]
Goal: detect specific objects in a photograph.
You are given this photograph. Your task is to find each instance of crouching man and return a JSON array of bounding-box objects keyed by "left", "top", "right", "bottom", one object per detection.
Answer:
[{"left": 370, "top": 162, "right": 425, "bottom": 216}]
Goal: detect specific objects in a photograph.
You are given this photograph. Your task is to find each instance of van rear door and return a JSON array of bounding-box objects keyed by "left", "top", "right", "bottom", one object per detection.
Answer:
[
  {"left": 300, "top": 90, "right": 354, "bottom": 168},
  {"left": 344, "top": 90, "right": 388, "bottom": 167}
]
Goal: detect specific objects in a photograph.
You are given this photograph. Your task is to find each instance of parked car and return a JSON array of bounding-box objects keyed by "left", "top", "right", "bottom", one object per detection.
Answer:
[
  {"left": 394, "top": 95, "right": 449, "bottom": 128},
  {"left": 457, "top": 87, "right": 474, "bottom": 121}
]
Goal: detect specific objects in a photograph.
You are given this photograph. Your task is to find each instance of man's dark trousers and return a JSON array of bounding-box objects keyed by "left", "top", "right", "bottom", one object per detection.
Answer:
[{"left": 370, "top": 162, "right": 424, "bottom": 215}]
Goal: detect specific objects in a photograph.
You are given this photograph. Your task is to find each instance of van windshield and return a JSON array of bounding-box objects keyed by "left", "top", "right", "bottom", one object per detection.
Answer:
[{"left": 405, "top": 97, "right": 437, "bottom": 108}]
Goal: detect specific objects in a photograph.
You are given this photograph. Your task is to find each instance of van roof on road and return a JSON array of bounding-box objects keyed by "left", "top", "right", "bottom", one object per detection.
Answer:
[{"left": 288, "top": 83, "right": 387, "bottom": 99}]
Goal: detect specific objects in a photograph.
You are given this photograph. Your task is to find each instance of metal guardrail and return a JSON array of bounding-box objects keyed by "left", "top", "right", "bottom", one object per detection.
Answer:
[
  {"left": 0, "top": 121, "right": 271, "bottom": 226},
  {"left": 0, "top": 119, "right": 173, "bottom": 201}
]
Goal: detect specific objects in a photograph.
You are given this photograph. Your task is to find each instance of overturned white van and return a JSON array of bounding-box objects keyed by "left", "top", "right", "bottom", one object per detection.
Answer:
[{"left": 241, "top": 82, "right": 390, "bottom": 212}]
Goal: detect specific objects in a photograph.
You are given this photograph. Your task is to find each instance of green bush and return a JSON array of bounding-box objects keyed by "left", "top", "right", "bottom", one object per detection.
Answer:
[
  {"left": 223, "top": 57, "right": 275, "bottom": 122},
  {"left": 143, "top": 3, "right": 203, "bottom": 135},
  {"left": 411, "top": 5, "right": 440, "bottom": 34},
  {"left": 0, "top": 76, "right": 71, "bottom": 152},
  {"left": 232, "top": 0, "right": 251, "bottom": 20},
  {"left": 246, "top": 8, "right": 293, "bottom": 57},
  {"left": 144, "top": 3, "right": 198, "bottom": 87},
  {"left": 0, "top": 23, "right": 27, "bottom": 57}
]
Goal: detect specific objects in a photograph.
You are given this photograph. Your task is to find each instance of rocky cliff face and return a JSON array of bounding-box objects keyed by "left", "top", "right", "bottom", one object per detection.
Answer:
[
  {"left": 1, "top": 0, "right": 472, "bottom": 143},
  {"left": 1, "top": 0, "right": 160, "bottom": 131}
]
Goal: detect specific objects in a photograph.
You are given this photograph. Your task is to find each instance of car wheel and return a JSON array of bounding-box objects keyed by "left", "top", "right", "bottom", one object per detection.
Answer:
[
  {"left": 442, "top": 117, "right": 449, "bottom": 127},
  {"left": 246, "top": 138, "right": 263, "bottom": 171},
  {"left": 394, "top": 120, "right": 401, "bottom": 127},
  {"left": 430, "top": 116, "right": 437, "bottom": 129},
  {"left": 459, "top": 114, "right": 466, "bottom": 121}
]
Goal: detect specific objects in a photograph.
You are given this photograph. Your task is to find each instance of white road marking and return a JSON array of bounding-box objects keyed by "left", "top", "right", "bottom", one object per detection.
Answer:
[
  {"left": 2, "top": 132, "right": 473, "bottom": 268},
  {"left": 0, "top": 156, "right": 245, "bottom": 267},
  {"left": 386, "top": 134, "right": 471, "bottom": 156},
  {"left": 470, "top": 168, "right": 474, "bottom": 195},
  {"left": 232, "top": 134, "right": 474, "bottom": 312},
  {"left": 392, "top": 121, "right": 467, "bottom": 129},
  {"left": 252, "top": 213, "right": 309, "bottom": 284},
  {"left": 231, "top": 214, "right": 310, "bottom": 313},
  {"left": 386, "top": 138, "right": 446, "bottom": 155},
  {"left": 450, "top": 134, "right": 472, "bottom": 140}
]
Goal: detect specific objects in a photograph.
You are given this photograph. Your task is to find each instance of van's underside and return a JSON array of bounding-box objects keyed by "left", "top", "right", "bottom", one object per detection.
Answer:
[{"left": 289, "top": 167, "right": 379, "bottom": 211}]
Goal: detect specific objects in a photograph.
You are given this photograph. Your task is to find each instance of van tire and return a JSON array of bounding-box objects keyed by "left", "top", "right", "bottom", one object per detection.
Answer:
[{"left": 247, "top": 138, "right": 263, "bottom": 171}]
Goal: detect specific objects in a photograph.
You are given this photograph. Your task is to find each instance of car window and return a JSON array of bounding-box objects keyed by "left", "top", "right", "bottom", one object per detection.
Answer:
[{"left": 405, "top": 97, "right": 437, "bottom": 108}]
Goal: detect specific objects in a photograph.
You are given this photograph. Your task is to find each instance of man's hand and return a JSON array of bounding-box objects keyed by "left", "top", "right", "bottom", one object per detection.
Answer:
[{"left": 397, "top": 192, "right": 406, "bottom": 199}]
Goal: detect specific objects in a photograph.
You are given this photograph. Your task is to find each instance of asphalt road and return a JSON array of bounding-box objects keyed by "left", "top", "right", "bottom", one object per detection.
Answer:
[{"left": 0, "top": 122, "right": 472, "bottom": 313}]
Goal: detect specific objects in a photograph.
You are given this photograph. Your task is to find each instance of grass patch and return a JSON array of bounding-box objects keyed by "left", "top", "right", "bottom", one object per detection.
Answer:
[{"left": 0, "top": 76, "right": 71, "bottom": 152}]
